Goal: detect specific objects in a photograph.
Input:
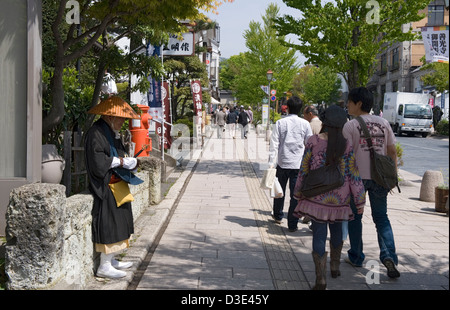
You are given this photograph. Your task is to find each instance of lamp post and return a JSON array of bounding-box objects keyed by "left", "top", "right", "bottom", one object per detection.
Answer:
[
  {"left": 266, "top": 70, "right": 273, "bottom": 140},
  {"left": 266, "top": 69, "right": 273, "bottom": 126}
]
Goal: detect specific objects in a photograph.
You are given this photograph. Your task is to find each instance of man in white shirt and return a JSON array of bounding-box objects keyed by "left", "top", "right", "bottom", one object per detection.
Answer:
[{"left": 268, "top": 96, "right": 313, "bottom": 231}]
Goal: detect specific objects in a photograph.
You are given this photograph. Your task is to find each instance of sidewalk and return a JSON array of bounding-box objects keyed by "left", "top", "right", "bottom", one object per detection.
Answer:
[{"left": 88, "top": 126, "right": 449, "bottom": 290}]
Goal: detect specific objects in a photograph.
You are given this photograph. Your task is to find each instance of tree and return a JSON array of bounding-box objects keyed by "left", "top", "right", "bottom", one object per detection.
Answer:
[
  {"left": 221, "top": 3, "right": 299, "bottom": 107},
  {"left": 274, "top": 0, "right": 430, "bottom": 90},
  {"left": 293, "top": 65, "right": 341, "bottom": 105},
  {"left": 164, "top": 56, "right": 210, "bottom": 121},
  {"left": 43, "top": 0, "right": 233, "bottom": 135},
  {"left": 421, "top": 62, "right": 449, "bottom": 93}
]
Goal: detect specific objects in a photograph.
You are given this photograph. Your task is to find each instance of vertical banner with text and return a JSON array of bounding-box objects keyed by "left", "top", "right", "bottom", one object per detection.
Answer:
[
  {"left": 191, "top": 80, "right": 203, "bottom": 124},
  {"left": 422, "top": 26, "right": 449, "bottom": 63}
]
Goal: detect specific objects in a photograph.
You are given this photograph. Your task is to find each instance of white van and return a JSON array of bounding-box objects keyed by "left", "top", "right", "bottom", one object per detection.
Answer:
[{"left": 383, "top": 92, "right": 433, "bottom": 137}]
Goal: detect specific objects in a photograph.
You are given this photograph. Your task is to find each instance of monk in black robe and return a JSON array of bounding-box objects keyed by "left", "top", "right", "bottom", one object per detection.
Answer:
[{"left": 85, "top": 97, "right": 140, "bottom": 278}]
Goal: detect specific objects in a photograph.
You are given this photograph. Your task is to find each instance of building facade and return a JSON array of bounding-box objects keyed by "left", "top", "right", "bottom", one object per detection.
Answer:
[{"left": 367, "top": 1, "right": 449, "bottom": 115}]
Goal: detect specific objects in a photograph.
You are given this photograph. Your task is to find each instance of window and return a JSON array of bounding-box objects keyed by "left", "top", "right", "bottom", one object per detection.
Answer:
[
  {"left": 391, "top": 47, "right": 399, "bottom": 70},
  {"left": 392, "top": 80, "right": 398, "bottom": 92},
  {"left": 428, "top": 5, "right": 444, "bottom": 26}
]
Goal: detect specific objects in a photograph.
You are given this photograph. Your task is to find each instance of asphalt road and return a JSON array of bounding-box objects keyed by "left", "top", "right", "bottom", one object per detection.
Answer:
[{"left": 396, "top": 135, "right": 449, "bottom": 181}]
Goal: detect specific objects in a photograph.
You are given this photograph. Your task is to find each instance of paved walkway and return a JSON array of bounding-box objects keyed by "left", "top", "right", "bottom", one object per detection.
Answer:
[{"left": 90, "top": 126, "right": 449, "bottom": 291}]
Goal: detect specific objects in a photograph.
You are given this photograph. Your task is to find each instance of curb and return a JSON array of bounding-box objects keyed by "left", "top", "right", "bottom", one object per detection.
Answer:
[{"left": 86, "top": 141, "right": 209, "bottom": 290}]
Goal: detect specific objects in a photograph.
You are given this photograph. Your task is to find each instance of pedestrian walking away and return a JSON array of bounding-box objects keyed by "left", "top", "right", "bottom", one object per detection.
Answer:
[
  {"left": 215, "top": 107, "right": 227, "bottom": 138},
  {"left": 246, "top": 106, "right": 254, "bottom": 126},
  {"left": 303, "top": 105, "right": 323, "bottom": 135},
  {"left": 301, "top": 104, "right": 323, "bottom": 227},
  {"left": 293, "top": 105, "right": 366, "bottom": 290},
  {"left": 227, "top": 107, "right": 238, "bottom": 138},
  {"left": 85, "top": 96, "right": 143, "bottom": 279},
  {"left": 238, "top": 106, "right": 249, "bottom": 139},
  {"left": 342, "top": 87, "right": 401, "bottom": 279},
  {"left": 268, "top": 96, "right": 313, "bottom": 231}
]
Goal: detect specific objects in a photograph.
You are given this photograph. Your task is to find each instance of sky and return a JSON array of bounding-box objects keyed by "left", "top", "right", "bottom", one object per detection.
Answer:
[{"left": 210, "top": 0, "right": 303, "bottom": 60}]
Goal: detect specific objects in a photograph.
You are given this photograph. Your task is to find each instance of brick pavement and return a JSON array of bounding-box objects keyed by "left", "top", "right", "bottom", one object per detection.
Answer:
[{"left": 89, "top": 126, "right": 449, "bottom": 290}]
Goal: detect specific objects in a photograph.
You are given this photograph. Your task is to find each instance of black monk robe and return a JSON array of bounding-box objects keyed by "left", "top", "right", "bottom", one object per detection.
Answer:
[{"left": 84, "top": 118, "right": 134, "bottom": 245}]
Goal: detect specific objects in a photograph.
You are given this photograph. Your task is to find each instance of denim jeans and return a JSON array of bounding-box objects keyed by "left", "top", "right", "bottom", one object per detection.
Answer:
[
  {"left": 348, "top": 180, "right": 398, "bottom": 266},
  {"left": 311, "top": 220, "right": 343, "bottom": 256},
  {"left": 272, "top": 166, "right": 299, "bottom": 230}
]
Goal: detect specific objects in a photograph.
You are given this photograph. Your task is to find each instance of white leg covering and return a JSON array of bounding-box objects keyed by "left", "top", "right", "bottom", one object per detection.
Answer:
[
  {"left": 96, "top": 253, "right": 127, "bottom": 279},
  {"left": 111, "top": 257, "right": 133, "bottom": 270}
]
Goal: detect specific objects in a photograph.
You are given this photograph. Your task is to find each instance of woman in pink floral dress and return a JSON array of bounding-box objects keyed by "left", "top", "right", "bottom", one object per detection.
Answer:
[{"left": 293, "top": 105, "right": 366, "bottom": 290}]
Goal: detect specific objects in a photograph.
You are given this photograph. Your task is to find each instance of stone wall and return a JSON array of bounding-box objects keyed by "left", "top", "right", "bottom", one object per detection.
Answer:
[{"left": 5, "top": 157, "right": 162, "bottom": 290}]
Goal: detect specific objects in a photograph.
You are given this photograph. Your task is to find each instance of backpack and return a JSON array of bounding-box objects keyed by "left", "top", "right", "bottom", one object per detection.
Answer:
[{"left": 356, "top": 117, "right": 400, "bottom": 192}]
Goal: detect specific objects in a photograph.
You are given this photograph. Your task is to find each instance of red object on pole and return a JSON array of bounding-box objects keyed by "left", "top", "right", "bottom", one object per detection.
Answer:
[{"left": 129, "top": 104, "right": 152, "bottom": 157}]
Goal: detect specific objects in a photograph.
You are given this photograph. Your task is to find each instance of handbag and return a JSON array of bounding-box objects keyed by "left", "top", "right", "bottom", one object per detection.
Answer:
[
  {"left": 270, "top": 177, "right": 284, "bottom": 198},
  {"left": 261, "top": 168, "right": 277, "bottom": 189},
  {"left": 301, "top": 164, "right": 344, "bottom": 197},
  {"left": 356, "top": 117, "right": 400, "bottom": 192},
  {"left": 109, "top": 180, "right": 134, "bottom": 207}
]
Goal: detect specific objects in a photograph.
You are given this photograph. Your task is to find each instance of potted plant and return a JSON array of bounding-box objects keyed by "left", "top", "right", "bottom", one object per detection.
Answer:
[{"left": 435, "top": 179, "right": 449, "bottom": 213}]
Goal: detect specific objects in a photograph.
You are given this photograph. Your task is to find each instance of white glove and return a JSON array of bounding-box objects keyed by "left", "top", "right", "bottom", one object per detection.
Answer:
[{"left": 122, "top": 157, "right": 137, "bottom": 170}]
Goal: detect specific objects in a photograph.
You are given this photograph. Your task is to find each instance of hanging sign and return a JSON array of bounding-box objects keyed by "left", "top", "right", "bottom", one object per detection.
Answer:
[
  {"left": 422, "top": 26, "right": 449, "bottom": 63},
  {"left": 162, "top": 32, "right": 195, "bottom": 56}
]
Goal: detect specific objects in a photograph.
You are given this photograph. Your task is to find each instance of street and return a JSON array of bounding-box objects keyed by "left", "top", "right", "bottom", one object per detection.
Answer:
[{"left": 397, "top": 135, "right": 449, "bottom": 181}]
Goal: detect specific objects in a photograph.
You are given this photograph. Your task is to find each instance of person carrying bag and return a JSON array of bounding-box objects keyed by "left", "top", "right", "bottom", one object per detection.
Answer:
[
  {"left": 293, "top": 105, "right": 366, "bottom": 290},
  {"left": 342, "top": 87, "right": 401, "bottom": 279}
]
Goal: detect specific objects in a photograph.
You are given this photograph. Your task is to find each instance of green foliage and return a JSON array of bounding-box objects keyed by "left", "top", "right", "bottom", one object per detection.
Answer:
[
  {"left": 436, "top": 119, "right": 449, "bottom": 136},
  {"left": 164, "top": 56, "right": 209, "bottom": 121},
  {"left": 395, "top": 142, "right": 404, "bottom": 168},
  {"left": 42, "top": 0, "right": 233, "bottom": 135},
  {"left": 43, "top": 68, "right": 94, "bottom": 145},
  {"left": 421, "top": 62, "right": 449, "bottom": 93},
  {"left": 293, "top": 65, "right": 341, "bottom": 105},
  {"left": 274, "top": 0, "right": 430, "bottom": 89},
  {"left": 174, "top": 117, "right": 194, "bottom": 137},
  {"left": 220, "top": 4, "right": 299, "bottom": 107}
]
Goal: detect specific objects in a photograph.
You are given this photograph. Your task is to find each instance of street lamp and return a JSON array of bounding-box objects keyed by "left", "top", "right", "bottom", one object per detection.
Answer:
[
  {"left": 266, "top": 70, "right": 273, "bottom": 126},
  {"left": 265, "top": 70, "right": 274, "bottom": 142},
  {"left": 266, "top": 69, "right": 273, "bottom": 82}
]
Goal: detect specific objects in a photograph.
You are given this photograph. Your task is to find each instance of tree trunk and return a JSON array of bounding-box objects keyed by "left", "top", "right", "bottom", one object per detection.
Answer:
[
  {"left": 347, "top": 24, "right": 361, "bottom": 91},
  {"left": 43, "top": 56, "right": 65, "bottom": 135}
]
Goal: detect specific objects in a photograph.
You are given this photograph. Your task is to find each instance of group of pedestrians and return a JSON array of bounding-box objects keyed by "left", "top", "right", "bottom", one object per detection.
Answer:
[
  {"left": 214, "top": 105, "right": 253, "bottom": 139},
  {"left": 268, "top": 87, "right": 400, "bottom": 290}
]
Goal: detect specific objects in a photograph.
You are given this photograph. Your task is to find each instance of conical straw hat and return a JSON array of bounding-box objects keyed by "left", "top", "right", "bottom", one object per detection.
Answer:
[{"left": 88, "top": 96, "right": 141, "bottom": 119}]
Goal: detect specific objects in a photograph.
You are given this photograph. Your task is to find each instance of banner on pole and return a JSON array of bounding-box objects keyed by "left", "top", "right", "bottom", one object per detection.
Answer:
[
  {"left": 191, "top": 80, "right": 203, "bottom": 124},
  {"left": 421, "top": 26, "right": 449, "bottom": 63}
]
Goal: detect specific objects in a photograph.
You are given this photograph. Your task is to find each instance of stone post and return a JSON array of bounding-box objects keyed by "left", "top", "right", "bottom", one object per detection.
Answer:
[
  {"left": 419, "top": 170, "right": 444, "bottom": 202},
  {"left": 138, "top": 157, "right": 162, "bottom": 205},
  {"left": 5, "top": 183, "right": 66, "bottom": 290}
]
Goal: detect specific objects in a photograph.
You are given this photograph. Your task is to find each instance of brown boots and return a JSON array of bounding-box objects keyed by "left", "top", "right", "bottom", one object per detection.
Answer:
[
  {"left": 312, "top": 251, "right": 327, "bottom": 290},
  {"left": 312, "top": 241, "right": 344, "bottom": 290},
  {"left": 330, "top": 241, "right": 343, "bottom": 278}
]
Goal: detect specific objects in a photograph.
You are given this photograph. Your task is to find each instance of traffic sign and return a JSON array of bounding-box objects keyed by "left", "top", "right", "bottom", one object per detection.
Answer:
[
  {"left": 270, "top": 89, "right": 276, "bottom": 96},
  {"left": 271, "top": 96, "right": 276, "bottom": 102}
]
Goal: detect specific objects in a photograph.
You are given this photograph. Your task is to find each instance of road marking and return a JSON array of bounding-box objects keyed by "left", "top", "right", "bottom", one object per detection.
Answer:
[{"left": 400, "top": 142, "right": 441, "bottom": 152}]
